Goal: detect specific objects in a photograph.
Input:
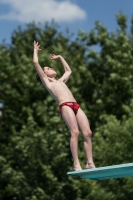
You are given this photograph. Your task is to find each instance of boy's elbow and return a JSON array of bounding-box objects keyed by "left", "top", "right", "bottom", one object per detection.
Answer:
[
  {"left": 33, "top": 60, "right": 38, "bottom": 63},
  {"left": 69, "top": 70, "right": 72, "bottom": 75},
  {"left": 66, "top": 71, "right": 72, "bottom": 76}
]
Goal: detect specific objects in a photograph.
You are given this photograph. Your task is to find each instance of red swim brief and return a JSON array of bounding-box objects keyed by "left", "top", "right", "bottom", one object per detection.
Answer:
[{"left": 59, "top": 102, "right": 80, "bottom": 115}]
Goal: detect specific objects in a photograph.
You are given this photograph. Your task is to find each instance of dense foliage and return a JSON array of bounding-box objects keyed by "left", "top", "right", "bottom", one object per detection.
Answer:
[{"left": 1, "top": 14, "right": 133, "bottom": 200}]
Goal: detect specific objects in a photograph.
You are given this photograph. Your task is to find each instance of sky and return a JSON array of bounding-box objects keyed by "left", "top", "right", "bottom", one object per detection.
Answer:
[{"left": 0, "top": 0, "right": 133, "bottom": 44}]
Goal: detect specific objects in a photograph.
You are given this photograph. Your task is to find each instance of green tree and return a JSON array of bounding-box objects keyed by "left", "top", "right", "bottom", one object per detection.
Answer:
[
  {"left": 78, "top": 13, "right": 133, "bottom": 129},
  {"left": 1, "top": 13, "right": 133, "bottom": 200}
]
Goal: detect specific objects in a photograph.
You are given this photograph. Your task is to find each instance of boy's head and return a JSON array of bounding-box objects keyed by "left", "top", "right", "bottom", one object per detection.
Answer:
[
  {"left": 36, "top": 66, "right": 57, "bottom": 83},
  {"left": 43, "top": 66, "right": 57, "bottom": 78}
]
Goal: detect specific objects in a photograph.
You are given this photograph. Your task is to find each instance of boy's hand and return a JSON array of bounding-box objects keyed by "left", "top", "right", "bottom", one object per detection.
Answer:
[
  {"left": 50, "top": 54, "right": 61, "bottom": 60},
  {"left": 34, "top": 40, "right": 41, "bottom": 51}
]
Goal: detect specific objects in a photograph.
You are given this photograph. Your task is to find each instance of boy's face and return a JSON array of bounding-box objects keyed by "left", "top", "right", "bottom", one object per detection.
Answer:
[{"left": 43, "top": 66, "right": 57, "bottom": 78}]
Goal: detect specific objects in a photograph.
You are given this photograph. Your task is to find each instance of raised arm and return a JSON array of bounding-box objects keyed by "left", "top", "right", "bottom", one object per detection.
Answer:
[
  {"left": 33, "top": 41, "right": 51, "bottom": 88},
  {"left": 50, "top": 54, "right": 72, "bottom": 83}
]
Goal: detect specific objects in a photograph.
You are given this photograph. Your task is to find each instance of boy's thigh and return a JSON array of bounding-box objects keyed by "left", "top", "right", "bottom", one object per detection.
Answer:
[
  {"left": 61, "top": 106, "right": 79, "bottom": 132},
  {"left": 76, "top": 108, "right": 91, "bottom": 131}
]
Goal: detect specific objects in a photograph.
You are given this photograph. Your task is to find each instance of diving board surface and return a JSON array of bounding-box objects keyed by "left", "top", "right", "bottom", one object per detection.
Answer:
[{"left": 67, "top": 163, "right": 133, "bottom": 180}]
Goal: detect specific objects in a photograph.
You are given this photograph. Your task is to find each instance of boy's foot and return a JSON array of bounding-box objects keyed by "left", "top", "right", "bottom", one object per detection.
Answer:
[
  {"left": 85, "top": 162, "right": 96, "bottom": 169},
  {"left": 73, "top": 163, "right": 82, "bottom": 171}
]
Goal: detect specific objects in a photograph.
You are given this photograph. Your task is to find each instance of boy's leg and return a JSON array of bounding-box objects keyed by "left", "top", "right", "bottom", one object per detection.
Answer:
[
  {"left": 61, "top": 106, "right": 82, "bottom": 171},
  {"left": 76, "top": 108, "right": 95, "bottom": 168}
]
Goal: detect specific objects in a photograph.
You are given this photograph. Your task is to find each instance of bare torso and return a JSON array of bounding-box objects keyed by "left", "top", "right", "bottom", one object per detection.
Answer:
[{"left": 47, "top": 79, "right": 76, "bottom": 105}]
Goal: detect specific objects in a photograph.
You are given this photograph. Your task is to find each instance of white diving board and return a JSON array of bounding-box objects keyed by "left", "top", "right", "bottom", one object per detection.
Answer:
[{"left": 67, "top": 163, "right": 133, "bottom": 180}]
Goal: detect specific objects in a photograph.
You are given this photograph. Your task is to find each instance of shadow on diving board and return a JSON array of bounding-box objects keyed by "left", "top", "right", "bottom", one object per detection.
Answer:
[{"left": 67, "top": 163, "right": 133, "bottom": 180}]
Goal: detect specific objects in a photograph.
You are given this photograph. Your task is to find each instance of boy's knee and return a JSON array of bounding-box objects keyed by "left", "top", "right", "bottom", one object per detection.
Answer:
[
  {"left": 71, "top": 129, "right": 80, "bottom": 138},
  {"left": 84, "top": 130, "right": 92, "bottom": 138},
  {"left": 89, "top": 130, "right": 92, "bottom": 137}
]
